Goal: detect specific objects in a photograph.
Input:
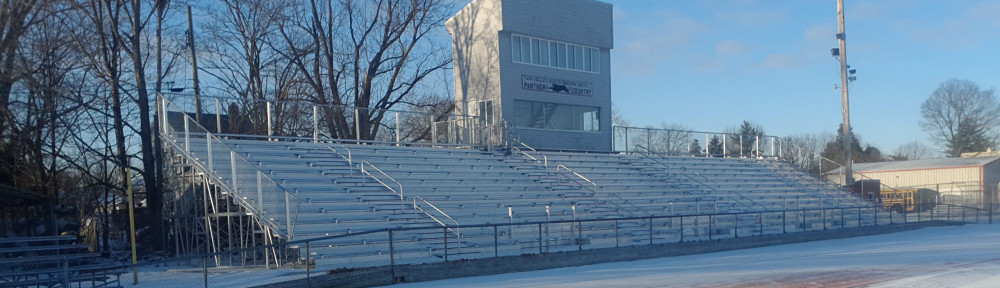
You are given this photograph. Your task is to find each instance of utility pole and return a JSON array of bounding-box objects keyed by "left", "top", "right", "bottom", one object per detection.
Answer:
[
  {"left": 837, "top": 0, "right": 854, "bottom": 186},
  {"left": 187, "top": 5, "right": 202, "bottom": 124}
]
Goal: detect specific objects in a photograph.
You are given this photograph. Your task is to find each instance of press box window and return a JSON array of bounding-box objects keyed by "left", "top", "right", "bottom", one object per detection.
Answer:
[
  {"left": 512, "top": 34, "right": 599, "bottom": 73},
  {"left": 514, "top": 100, "right": 600, "bottom": 131}
]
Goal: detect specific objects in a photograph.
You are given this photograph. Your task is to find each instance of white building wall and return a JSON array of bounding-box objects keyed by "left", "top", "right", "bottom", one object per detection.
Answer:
[{"left": 449, "top": 0, "right": 614, "bottom": 151}]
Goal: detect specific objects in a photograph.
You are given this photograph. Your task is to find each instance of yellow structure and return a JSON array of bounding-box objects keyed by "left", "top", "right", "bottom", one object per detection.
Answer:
[{"left": 881, "top": 188, "right": 915, "bottom": 213}]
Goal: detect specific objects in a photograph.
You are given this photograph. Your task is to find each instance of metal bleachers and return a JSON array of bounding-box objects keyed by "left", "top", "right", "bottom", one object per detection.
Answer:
[{"left": 171, "top": 135, "right": 881, "bottom": 267}]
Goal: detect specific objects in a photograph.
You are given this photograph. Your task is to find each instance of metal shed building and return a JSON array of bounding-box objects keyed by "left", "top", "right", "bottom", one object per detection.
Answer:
[{"left": 825, "top": 156, "right": 1000, "bottom": 208}]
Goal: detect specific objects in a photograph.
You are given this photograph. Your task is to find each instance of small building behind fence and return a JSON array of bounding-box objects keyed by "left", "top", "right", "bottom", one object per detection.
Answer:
[{"left": 824, "top": 156, "right": 1000, "bottom": 209}]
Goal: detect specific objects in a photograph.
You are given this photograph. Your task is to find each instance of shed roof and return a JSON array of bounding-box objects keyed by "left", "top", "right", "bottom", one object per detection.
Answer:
[{"left": 844, "top": 156, "right": 1000, "bottom": 173}]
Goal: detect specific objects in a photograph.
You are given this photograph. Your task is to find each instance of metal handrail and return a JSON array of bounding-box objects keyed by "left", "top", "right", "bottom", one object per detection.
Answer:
[
  {"left": 359, "top": 160, "right": 404, "bottom": 210},
  {"left": 556, "top": 165, "right": 596, "bottom": 189},
  {"left": 413, "top": 196, "right": 460, "bottom": 239},
  {"left": 556, "top": 164, "right": 647, "bottom": 217},
  {"left": 316, "top": 131, "right": 353, "bottom": 166}
]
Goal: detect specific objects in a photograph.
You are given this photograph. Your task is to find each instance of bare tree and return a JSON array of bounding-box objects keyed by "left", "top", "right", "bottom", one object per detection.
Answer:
[
  {"left": 920, "top": 79, "right": 1000, "bottom": 157},
  {"left": 0, "top": 0, "right": 43, "bottom": 136},
  {"left": 276, "top": 0, "right": 453, "bottom": 140},
  {"left": 891, "top": 140, "right": 933, "bottom": 161},
  {"left": 201, "top": 0, "right": 296, "bottom": 135},
  {"left": 396, "top": 94, "right": 453, "bottom": 142},
  {"left": 779, "top": 132, "right": 834, "bottom": 174}
]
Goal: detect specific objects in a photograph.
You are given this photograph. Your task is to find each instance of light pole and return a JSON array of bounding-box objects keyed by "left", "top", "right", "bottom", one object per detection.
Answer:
[{"left": 836, "top": 0, "right": 854, "bottom": 186}]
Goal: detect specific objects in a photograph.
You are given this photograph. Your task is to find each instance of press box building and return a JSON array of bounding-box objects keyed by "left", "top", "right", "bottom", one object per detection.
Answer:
[{"left": 446, "top": 0, "right": 613, "bottom": 151}]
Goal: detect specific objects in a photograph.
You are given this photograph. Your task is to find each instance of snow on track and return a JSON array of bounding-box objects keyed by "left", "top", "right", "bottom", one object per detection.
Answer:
[{"left": 384, "top": 224, "right": 1000, "bottom": 288}]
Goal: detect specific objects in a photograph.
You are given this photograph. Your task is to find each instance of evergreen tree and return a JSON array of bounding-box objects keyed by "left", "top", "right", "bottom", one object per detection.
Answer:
[
  {"left": 708, "top": 135, "right": 723, "bottom": 156},
  {"left": 689, "top": 139, "right": 702, "bottom": 155},
  {"left": 726, "top": 121, "right": 765, "bottom": 156},
  {"left": 822, "top": 125, "right": 884, "bottom": 168}
]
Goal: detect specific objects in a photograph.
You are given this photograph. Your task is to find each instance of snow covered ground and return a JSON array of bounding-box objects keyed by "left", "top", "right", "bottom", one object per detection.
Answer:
[{"left": 383, "top": 224, "right": 1000, "bottom": 288}]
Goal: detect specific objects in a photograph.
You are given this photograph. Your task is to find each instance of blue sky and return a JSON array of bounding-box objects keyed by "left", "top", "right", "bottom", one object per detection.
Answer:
[{"left": 502, "top": 0, "right": 991, "bottom": 156}]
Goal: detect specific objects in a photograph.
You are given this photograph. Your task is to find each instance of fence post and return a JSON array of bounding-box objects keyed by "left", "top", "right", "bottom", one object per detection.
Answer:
[
  {"left": 306, "top": 241, "right": 311, "bottom": 280},
  {"left": 841, "top": 208, "right": 845, "bottom": 229},
  {"left": 704, "top": 134, "right": 709, "bottom": 156},
  {"left": 494, "top": 225, "right": 498, "bottom": 257},
  {"left": 822, "top": 209, "right": 826, "bottom": 230},
  {"left": 160, "top": 96, "right": 168, "bottom": 134},
  {"left": 578, "top": 220, "right": 583, "bottom": 251},
  {"left": 207, "top": 135, "right": 213, "bottom": 172},
  {"left": 215, "top": 98, "right": 221, "bottom": 134},
  {"left": 679, "top": 216, "right": 684, "bottom": 243},
  {"left": 648, "top": 217, "right": 653, "bottom": 245},
  {"left": 285, "top": 192, "right": 291, "bottom": 238},
  {"left": 723, "top": 134, "right": 727, "bottom": 158},
  {"left": 782, "top": 210, "right": 786, "bottom": 234},
  {"left": 203, "top": 256, "right": 208, "bottom": 288},
  {"left": 267, "top": 101, "right": 273, "bottom": 141},
  {"left": 256, "top": 171, "right": 263, "bottom": 211},
  {"left": 62, "top": 257, "right": 70, "bottom": 287},
  {"left": 857, "top": 207, "right": 861, "bottom": 227},
  {"left": 709, "top": 215, "right": 713, "bottom": 240},
  {"left": 431, "top": 115, "right": 437, "bottom": 145},
  {"left": 755, "top": 136, "right": 759, "bottom": 158},
  {"left": 734, "top": 214, "right": 738, "bottom": 238},
  {"left": 758, "top": 212, "right": 763, "bottom": 236},
  {"left": 228, "top": 151, "right": 238, "bottom": 194},
  {"left": 389, "top": 230, "right": 395, "bottom": 281},
  {"left": 650, "top": 130, "right": 654, "bottom": 153},
  {"left": 624, "top": 127, "right": 629, "bottom": 152},
  {"left": 355, "top": 108, "right": 360, "bottom": 143},
  {"left": 615, "top": 219, "right": 619, "bottom": 247},
  {"left": 184, "top": 117, "right": 190, "bottom": 150},
  {"left": 801, "top": 210, "right": 805, "bottom": 232},
  {"left": 312, "top": 106, "right": 318, "bottom": 143},
  {"left": 537, "top": 223, "right": 543, "bottom": 254},
  {"left": 444, "top": 226, "right": 449, "bottom": 261}
]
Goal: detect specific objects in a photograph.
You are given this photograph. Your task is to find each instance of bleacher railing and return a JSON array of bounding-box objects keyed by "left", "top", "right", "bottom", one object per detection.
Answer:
[
  {"left": 413, "top": 195, "right": 461, "bottom": 239},
  {"left": 159, "top": 95, "right": 300, "bottom": 240},
  {"left": 315, "top": 130, "right": 354, "bottom": 167},
  {"left": 359, "top": 161, "right": 405, "bottom": 211},
  {"left": 162, "top": 93, "right": 489, "bottom": 149},
  {"left": 614, "top": 126, "right": 780, "bottom": 158},
  {"left": 71, "top": 202, "right": 996, "bottom": 287}
]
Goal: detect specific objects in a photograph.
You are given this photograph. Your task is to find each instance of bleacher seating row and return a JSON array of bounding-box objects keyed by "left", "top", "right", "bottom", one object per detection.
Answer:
[{"left": 0, "top": 235, "right": 122, "bottom": 287}]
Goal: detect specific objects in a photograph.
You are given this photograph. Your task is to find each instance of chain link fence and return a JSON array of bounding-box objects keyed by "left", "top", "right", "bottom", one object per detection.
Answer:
[{"left": 5, "top": 203, "right": 992, "bottom": 287}]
